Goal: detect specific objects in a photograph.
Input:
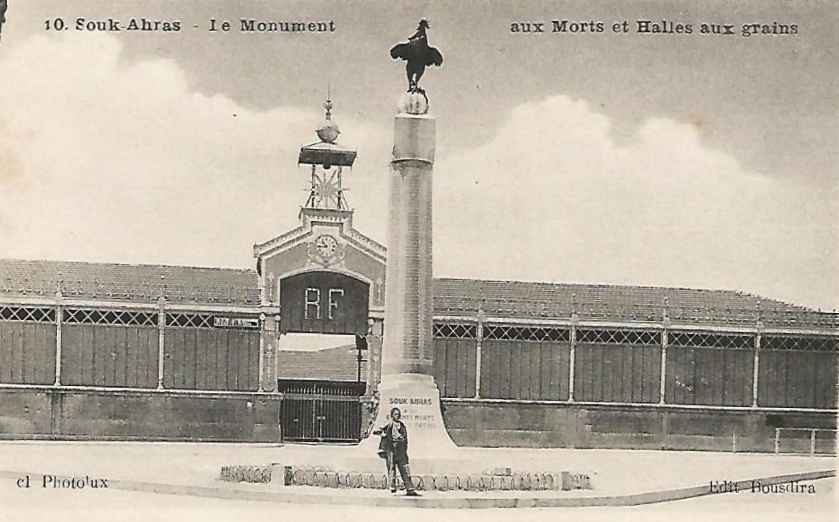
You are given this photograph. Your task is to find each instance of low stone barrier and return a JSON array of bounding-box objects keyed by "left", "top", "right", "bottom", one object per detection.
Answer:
[
  {"left": 220, "top": 464, "right": 592, "bottom": 491},
  {"left": 219, "top": 464, "right": 272, "bottom": 484}
]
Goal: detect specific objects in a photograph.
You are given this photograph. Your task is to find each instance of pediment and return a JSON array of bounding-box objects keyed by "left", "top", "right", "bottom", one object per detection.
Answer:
[
  {"left": 253, "top": 208, "right": 387, "bottom": 310},
  {"left": 253, "top": 209, "right": 385, "bottom": 265}
]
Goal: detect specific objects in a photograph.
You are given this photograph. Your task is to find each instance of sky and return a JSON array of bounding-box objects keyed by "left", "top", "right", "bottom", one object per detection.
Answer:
[{"left": 0, "top": 1, "right": 836, "bottom": 310}]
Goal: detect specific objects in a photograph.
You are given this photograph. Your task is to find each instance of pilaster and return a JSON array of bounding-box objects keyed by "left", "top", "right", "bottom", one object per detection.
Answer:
[
  {"left": 157, "top": 296, "right": 166, "bottom": 390},
  {"left": 366, "top": 318, "right": 384, "bottom": 391},
  {"left": 474, "top": 308, "right": 485, "bottom": 399},
  {"left": 568, "top": 312, "right": 578, "bottom": 402},
  {"left": 660, "top": 300, "right": 670, "bottom": 405},
  {"left": 753, "top": 310, "right": 763, "bottom": 408},
  {"left": 259, "top": 313, "right": 279, "bottom": 392},
  {"left": 53, "top": 286, "right": 63, "bottom": 386}
]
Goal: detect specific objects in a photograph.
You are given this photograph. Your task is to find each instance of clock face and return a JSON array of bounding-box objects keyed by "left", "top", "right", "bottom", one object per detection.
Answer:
[{"left": 314, "top": 234, "right": 338, "bottom": 257}]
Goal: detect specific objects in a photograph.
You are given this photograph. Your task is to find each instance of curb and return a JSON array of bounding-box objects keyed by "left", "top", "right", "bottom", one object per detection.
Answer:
[{"left": 0, "top": 469, "right": 834, "bottom": 509}]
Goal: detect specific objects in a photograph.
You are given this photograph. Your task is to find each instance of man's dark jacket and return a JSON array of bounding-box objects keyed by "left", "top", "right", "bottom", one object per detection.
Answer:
[{"left": 377, "top": 421, "right": 409, "bottom": 464}]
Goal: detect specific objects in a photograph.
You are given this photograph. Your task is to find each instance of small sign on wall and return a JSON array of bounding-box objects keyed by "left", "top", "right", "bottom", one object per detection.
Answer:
[{"left": 213, "top": 317, "right": 260, "bottom": 329}]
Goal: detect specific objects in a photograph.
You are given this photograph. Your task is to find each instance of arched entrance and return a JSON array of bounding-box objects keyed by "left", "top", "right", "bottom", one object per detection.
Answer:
[{"left": 277, "top": 270, "right": 371, "bottom": 441}]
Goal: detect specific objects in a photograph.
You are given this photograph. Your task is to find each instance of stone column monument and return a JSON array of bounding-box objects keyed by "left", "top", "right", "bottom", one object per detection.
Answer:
[{"left": 367, "top": 92, "right": 458, "bottom": 456}]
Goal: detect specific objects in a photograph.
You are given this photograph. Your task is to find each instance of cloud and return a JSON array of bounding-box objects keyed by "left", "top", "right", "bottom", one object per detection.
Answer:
[
  {"left": 435, "top": 96, "right": 837, "bottom": 309},
  {"left": 0, "top": 33, "right": 835, "bottom": 310},
  {"left": 0, "top": 33, "right": 391, "bottom": 267}
]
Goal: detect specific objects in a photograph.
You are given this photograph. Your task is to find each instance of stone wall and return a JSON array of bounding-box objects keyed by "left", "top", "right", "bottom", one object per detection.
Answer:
[
  {"left": 1, "top": 387, "right": 834, "bottom": 452},
  {"left": 442, "top": 400, "right": 837, "bottom": 453},
  {"left": 0, "top": 388, "right": 281, "bottom": 442}
]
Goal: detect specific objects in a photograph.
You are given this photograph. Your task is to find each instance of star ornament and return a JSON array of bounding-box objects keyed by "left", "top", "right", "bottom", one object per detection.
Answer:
[
  {"left": 314, "top": 171, "right": 341, "bottom": 207},
  {"left": 307, "top": 166, "right": 350, "bottom": 210}
]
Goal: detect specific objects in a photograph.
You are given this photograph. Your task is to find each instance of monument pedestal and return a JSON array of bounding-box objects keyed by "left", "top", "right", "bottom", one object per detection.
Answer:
[
  {"left": 339, "top": 373, "right": 474, "bottom": 474},
  {"left": 279, "top": 375, "right": 476, "bottom": 475},
  {"left": 369, "top": 374, "right": 458, "bottom": 455}
]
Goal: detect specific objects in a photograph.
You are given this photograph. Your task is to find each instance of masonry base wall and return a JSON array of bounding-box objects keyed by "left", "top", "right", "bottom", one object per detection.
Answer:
[
  {"left": 442, "top": 400, "right": 837, "bottom": 453},
  {"left": 1, "top": 389, "right": 834, "bottom": 452},
  {"left": 0, "top": 389, "right": 281, "bottom": 442}
]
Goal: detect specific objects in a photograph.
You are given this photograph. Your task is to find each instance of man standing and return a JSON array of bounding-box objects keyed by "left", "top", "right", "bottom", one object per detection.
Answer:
[{"left": 374, "top": 407, "right": 420, "bottom": 496}]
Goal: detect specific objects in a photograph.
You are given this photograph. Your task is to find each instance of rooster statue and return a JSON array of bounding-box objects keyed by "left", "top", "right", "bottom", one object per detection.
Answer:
[{"left": 390, "top": 19, "right": 443, "bottom": 95}]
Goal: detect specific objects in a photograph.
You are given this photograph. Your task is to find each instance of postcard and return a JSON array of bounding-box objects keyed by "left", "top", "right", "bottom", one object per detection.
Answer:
[{"left": 0, "top": 1, "right": 835, "bottom": 521}]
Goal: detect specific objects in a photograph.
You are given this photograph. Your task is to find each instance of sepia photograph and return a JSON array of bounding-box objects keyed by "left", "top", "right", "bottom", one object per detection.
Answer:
[{"left": 0, "top": 1, "right": 836, "bottom": 520}]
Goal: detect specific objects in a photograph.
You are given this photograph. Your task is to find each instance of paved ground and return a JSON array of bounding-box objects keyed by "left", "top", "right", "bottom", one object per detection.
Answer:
[
  {"left": 0, "top": 441, "right": 833, "bottom": 493},
  {"left": 0, "top": 478, "right": 834, "bottom": 522},
  {"left": 0, "top": 442, "right": 835, "bottom": 520}
]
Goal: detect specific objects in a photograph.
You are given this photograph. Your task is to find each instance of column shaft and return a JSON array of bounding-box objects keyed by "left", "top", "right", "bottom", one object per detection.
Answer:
[{"left": 381, "top": 114, "right": 435, "bottom": 377}]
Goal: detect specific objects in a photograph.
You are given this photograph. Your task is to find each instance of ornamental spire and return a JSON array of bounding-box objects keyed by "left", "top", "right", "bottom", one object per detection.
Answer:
[{"left": 298, "top": 98, "right": 357, "bottom": 211}]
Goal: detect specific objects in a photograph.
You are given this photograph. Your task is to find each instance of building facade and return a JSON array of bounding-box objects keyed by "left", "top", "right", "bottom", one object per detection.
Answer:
[{"left": 1, "top": 102, "right": 836, "bottom": 451}]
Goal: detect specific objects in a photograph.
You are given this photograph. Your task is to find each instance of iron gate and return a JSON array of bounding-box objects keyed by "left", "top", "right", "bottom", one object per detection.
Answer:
[{"left": 279, "top": 380, "right": 366, "bottom": 442}]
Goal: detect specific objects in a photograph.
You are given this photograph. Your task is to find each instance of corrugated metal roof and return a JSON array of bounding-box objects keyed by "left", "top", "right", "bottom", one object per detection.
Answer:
[
  {"left": 431, "top": 278, "right": 830, "bottom": 327},
  {"left": 0, "top": 258, "right": 259, "bottom": 305},
  {"left": 0, "top": 258, "right": 834, "bottom": 328}
]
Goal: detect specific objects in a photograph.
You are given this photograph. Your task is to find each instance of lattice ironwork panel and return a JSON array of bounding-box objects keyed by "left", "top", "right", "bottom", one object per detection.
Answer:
[
  {"left": 483, "top": 324, "right": 570, "bottom": 342},
  {"left": 0, "top": 305, "right": 56, "bottom": 323},
  {"left": 577, "top": 328, "right": 661, "bottom": 345},
  {"left": 762, "top": 336, "right": 837, "bottom": 352},
  {"left": 64, "top": 308, "right": 157, "bottom": 326},
  {"left": 669, "top": 331, "right": 753, "bottom": 349},
  {"left": 165, "top": 312, "right": 214, "bottom": 328},
  {"left": 432, "top": 323, "right": 477, "bottom": 339}
]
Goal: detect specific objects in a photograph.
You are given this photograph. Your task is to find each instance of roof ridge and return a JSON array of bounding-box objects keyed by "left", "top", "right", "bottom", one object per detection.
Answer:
[
  {"left": 0, "top": 260, "right": 825, "bottom": 314},
  {"left": 432, "top": 277, "right": 818, "bottom": 311},
  {"left": 0, "top": 258, "right": 256, "bottom": 274},
  {"left": 435, "top": 276, "right": 776, "bottom": 296}
]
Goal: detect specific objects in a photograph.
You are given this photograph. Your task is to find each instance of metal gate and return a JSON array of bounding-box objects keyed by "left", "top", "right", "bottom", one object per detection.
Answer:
[{"left": 279, "top": 380, "right": 366, "bottom": 442}]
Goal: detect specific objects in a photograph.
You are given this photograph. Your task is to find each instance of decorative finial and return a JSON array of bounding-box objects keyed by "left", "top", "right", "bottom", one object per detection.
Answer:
[
  {"left": 397, "top": 91, "right": 430, "bottom": 115},
  {"left": 323, "top": 98, "right": 333, "bottom": 120},
  {"left": 316, "top": 98, "right": 340, "bottom": 143}
]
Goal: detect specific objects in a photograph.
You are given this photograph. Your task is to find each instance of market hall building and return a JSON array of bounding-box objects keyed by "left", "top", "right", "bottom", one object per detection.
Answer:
[{"left": 0, "top": 103, "right": 836, "bottom": 453}]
